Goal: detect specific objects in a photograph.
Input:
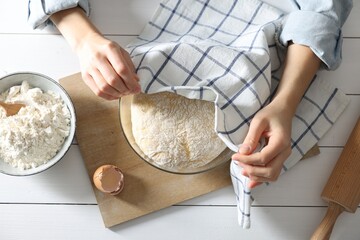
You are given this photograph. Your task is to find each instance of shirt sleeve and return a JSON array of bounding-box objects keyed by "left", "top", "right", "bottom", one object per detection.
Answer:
[
  {"left": 279, "top": 0, "right": 353, "bottom": 70},
  {"left": 27, "top": 0, "right": 90, "bottom": 29}
]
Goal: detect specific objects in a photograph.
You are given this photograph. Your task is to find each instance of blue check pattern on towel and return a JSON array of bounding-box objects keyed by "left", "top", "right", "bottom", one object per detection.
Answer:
[{"left": 126, "top": 0, "right": 349, "bottom": 228}]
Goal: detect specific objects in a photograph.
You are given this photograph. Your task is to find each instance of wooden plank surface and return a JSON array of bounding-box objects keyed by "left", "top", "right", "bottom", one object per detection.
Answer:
[
  {"left": 59, "top": 73, "right": 232, "bottom": 227},
  {"left": 0, "top": 204, "right": 359, "bottom": 240},
  {"left": 0, "top": 146, "right": 347, "bottom": 206},
  {"left": 1, "top": 0, "right": 359, "bottom": 37}
]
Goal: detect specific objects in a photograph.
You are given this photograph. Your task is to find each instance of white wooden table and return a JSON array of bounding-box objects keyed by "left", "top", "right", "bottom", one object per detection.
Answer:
[{"left": 0, "top": 1, "right": 359, "bottom": 239}]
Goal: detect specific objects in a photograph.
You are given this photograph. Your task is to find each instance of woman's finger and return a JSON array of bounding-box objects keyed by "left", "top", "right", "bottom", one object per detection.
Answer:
[
  {"left": 89, "top": 69, "right": 122, "bottom": 98},
  {"left": 96, "top": 58, "right": 130, "bottom": 95},
  {"left": 239, "top": 118, "right": 267, "bottom": 154},
  {"left": 243, "top": 146, "right": 291, "bottom": 181},
  {"left": 248, "top": 181, "right": 262, "bottom": 189},
  {"left": 257, "top": 133, "right": 290, "bottom": 165},
  {"left": 107, "top": 45, "right": 140, "bottom": 93},
  {"left": 233, "top": 133, "right": 290, "bottom": 166},
  {"left": 81, "top": 72, "right": 118, "bottom": 100}
]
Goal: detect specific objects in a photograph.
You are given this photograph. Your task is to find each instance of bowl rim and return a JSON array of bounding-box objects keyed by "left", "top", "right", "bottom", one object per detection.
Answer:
[
  {"left": 0, "top": 71, "right": 77, "bottom": 176},
  {"left": 118, "top": 94, "right": 233, "bottom": 175}
]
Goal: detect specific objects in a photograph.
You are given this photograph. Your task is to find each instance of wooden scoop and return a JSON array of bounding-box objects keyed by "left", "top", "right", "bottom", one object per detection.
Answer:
[
  {"left": 311, "top": 117, "right": 360, "bottom": 240},
  {"left": 0, "top": 101, "right": 25, "bottom": 116}
]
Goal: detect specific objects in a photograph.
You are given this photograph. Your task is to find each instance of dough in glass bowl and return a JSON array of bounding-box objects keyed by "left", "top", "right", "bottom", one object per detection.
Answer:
[{"left": 131, "top": 92, "right": 227, "bottom": 170}]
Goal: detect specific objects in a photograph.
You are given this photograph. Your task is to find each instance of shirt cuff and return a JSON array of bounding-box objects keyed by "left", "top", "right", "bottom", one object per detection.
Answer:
[
  {"left": 28, "top": 0, "right": 90, "bottom": 29},
  {"left": 279, "top": 11, "right": 343, "bottom": 70}
]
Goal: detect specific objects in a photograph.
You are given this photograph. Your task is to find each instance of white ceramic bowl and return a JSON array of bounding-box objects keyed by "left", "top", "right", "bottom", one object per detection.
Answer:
[{"left": 0, "top": 72, "right": 76, "bottom": 176}]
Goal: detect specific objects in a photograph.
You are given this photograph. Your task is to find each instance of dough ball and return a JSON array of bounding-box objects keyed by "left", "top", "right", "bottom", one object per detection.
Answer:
[{"left": 131, "top": 92, "right": 226, "bottom": 170}]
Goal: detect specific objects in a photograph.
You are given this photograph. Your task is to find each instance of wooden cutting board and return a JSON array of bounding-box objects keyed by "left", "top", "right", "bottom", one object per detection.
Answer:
[
  {"left": 59, "top": 73, "right": 319, "bottom": 228},
  {"left": 59, "top": 73, "right": 232, "bottom": 228}
]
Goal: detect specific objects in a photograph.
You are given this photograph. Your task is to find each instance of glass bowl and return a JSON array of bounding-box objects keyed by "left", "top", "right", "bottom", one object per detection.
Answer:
[{"left": 119, "top": 94, "right": 233, "bottom": 175}]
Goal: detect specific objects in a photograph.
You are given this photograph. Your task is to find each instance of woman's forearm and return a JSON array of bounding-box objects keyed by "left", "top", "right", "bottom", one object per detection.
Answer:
[
  {"left": 272, "top": 43, "right": 322, "bottom": 115},
  {"left": 50, "top": 7, "right": 101, "bottom": 52}
]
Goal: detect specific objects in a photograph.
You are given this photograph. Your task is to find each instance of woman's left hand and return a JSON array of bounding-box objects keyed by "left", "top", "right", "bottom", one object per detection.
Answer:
[
  {"left": 232, "top": 43, "right": 322, "bottom": 189},
  {"left": 231, "top": 99, "right": 293, "bottom": 189}
]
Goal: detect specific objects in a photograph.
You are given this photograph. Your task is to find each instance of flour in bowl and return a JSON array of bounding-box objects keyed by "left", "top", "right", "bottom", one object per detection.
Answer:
[{"left": 0, "top": 81, "right": 71, "bottom": 170}]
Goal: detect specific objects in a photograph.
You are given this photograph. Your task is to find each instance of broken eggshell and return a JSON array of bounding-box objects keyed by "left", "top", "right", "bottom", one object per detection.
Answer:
[{"left": 93, "top": 165, "right": 124, "bottom": 195}]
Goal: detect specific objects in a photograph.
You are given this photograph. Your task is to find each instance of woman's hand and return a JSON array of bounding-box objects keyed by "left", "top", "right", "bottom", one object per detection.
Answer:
[
  {"left": 232, "top": 42, "right": 321, "bottom": 189},
  {"left": 76, "top": 33, "right": 140, "bottom": 100},
  {"left": 50, "top": 7, "right": 140, "bottom": 100},
  {"left": 232, "top": 99, "right": 293, "bottom": 189}
]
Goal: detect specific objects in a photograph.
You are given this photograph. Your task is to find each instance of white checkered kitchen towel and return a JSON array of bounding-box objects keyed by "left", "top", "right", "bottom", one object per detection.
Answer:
[{"left": 126, "top": 0, "right": 349, "bottom": 228}]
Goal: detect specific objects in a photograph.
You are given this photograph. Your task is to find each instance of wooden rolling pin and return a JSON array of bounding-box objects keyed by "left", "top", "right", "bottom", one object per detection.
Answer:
[{"left": 311, "top": 117, "right": 360, "bottom": 240}]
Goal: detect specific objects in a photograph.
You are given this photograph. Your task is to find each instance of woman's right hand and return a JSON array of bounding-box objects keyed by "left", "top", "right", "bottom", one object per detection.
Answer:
[
  {"left": 76, "top": 33, "right": 141, "bottom": 100},
  {"left": 50, "top": 7, "right": 141, "bottom": 100}
]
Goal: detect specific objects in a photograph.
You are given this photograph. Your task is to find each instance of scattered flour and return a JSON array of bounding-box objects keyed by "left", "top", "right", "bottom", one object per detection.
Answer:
[{"left": 0, "top": 81, "right": 71, "bottom": 170}]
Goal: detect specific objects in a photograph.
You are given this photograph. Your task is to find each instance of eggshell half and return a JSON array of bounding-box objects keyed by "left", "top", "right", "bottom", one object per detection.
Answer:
[{"left": 93, "top": 165, "right": 124, "bottom": 195}]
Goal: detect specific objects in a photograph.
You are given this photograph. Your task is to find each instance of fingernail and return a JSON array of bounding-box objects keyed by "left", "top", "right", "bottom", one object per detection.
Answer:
[
  {"left": 134, "top": 86, "right": 141, "bottom": 93},
  {"left": 239, "top": 144, "right": 251, "bottom": 154},
  {"left": 248, "top": 181, "right": 261, "bottom": 189},
  {"left": 235, "top": 161, "right": 245, "bottom": 168}
]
